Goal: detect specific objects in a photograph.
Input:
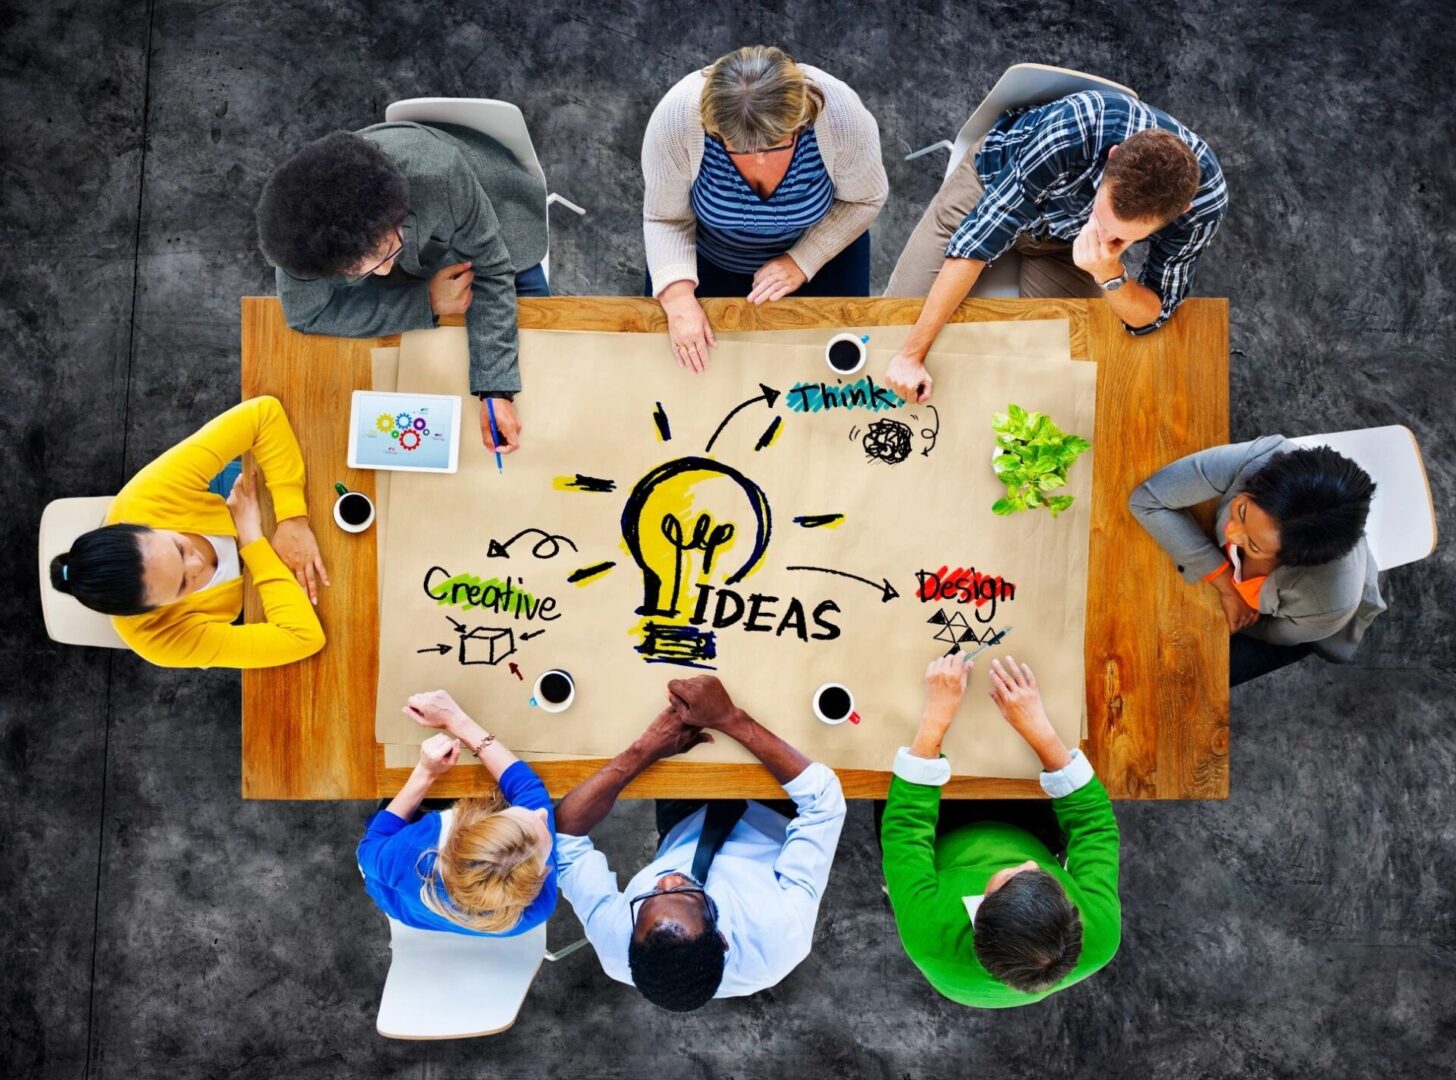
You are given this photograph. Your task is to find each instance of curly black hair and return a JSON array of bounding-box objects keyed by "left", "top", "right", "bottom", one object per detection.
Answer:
[
  {"left": 628, "top": 922, "right": 726, "bottom": 1012},
  {"left": 1241, "top": 446, "right": 1375, "bottom": 567},
  {"left": 255, "top": 131, "right": 410, "bottom": 278},
  {"left": 973, "top": 868, "right": 1083, "bottom": 993}
]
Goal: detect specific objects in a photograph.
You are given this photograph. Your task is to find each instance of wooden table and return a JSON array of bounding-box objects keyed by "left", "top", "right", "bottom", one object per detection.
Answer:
[{"left": 241, "top": 295, "right": 1228, "bottom": 800}]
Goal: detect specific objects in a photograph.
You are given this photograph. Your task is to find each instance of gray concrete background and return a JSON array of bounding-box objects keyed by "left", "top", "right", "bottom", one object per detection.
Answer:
[{"left": 2, "top": 1, "right": 1454, "bottom": 1078}]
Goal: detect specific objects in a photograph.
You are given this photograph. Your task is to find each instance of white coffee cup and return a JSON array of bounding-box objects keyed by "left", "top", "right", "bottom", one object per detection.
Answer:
[
  {"left": 825, "top": 332, "right": 868, "bottom": 375},
  {"left": 332, "top": 485, "right": 375, "bottom": 533},
  {"left": 529, "top": 669, "right": 576, "bottom": 713},
  {"left": 812, "top": 682, "right": 860, "bottom": 725}
]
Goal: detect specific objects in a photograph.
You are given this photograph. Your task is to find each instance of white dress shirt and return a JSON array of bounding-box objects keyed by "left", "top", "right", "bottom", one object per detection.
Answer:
[{"left": 555, "top": 761, "right": 846, "bottom": 998}]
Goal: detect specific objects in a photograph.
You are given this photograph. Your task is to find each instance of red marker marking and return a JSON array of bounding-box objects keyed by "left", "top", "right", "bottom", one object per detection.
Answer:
[{"left": 508, "top": 662, "right": 523, "bottom": 681}]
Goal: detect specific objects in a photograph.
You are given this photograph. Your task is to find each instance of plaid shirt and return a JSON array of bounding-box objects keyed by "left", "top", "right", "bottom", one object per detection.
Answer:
[{"left": 946, "top": 91, "right": 1228, "bottom": 334}]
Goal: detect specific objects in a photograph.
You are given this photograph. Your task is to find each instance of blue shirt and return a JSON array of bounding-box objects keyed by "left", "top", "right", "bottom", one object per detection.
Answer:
[
  {"left": 357, "top": 760, "right": 557, "bottom": 936},
  {"left": 691, "top": 127, "right": 836, "bottom": 274},
  {"left": 555, "top": 762, "right": 846, "bottom": 998},
  {"left": 946, "top": 91, "right": 1228, "bottom": 334}
]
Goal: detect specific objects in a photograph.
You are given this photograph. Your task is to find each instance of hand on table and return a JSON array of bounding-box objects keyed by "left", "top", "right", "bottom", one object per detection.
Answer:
[
  {"left": 921, "top": 654, "right": 972, "bottom": 734},
  {"left": 1217, "top": 586, "right": 1260, "bottom": 633},
  {"left": 225, "top": 465, "right": 264, "bottom": 547},
  {"left": 638, "top": 705, "right": 714, "bottom": 761},
  {"left": 404, "top": 689, "right": 473, "bottom": 737},
  {"left": 747, "top": 254, "right": 807, "bottom": 305},
  {"left": 667, "top": 675, "right": 742, "bottom": 733},
  {"left": 479, "top": 397, "right": 522, "bottom": 455},
  {"left": 659, "top": 280, "right": 716, "bottom": 372},
  {"left": 1072, "top": 214, "right": 1128, "bottom": 285},
  {"left": 429, "top": 261, "right": 475, "bottom": 316},
  {"left": 417, "top": 732, "right": 461, "bottom": 777},
  {"left": 987, "top": 656, "right": 1053, "bottom": 740},
  {"left": 272, "top": 517, "right": 329, "bottom": 604},
  {"left": 885, "top": 350, "right": 933, "bottom": 405}
]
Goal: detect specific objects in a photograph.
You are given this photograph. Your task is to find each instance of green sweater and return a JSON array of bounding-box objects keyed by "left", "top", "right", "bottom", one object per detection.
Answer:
[{"left": 881, "top": 772, "right": 1121, "bottom": 1008}]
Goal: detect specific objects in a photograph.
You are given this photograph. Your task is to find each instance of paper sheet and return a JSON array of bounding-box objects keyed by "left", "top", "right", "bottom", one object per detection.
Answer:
[{"left": 373, "top": 323, "right": 1095, "bottom": 777}]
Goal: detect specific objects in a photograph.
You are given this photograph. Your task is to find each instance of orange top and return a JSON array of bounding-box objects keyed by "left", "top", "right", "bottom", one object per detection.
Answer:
[{"left": 1202, "top": 534, "right": 1267, "bottom": 610}]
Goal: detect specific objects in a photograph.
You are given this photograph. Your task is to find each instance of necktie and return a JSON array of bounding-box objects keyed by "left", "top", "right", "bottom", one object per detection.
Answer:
[{"left": 690, "top": 799, "right": 747, "bottom": 884}]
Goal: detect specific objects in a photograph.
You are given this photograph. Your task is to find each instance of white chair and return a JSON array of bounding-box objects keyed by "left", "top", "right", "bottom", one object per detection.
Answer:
[
  {"left": 37, "top": 496, "right": 127, "bottom": 649},
  {"left": 384, "top": 98, "right": 585, "bottom": 283},
  {"left": 376, "top": 919, "right": 589, "bottom": 1040},
  {"left": 1288, "top": 425, "right": 1438, "bottom": 571},
  {"left": 905, "top": 64, "right": 1138, "bottom": 297}
]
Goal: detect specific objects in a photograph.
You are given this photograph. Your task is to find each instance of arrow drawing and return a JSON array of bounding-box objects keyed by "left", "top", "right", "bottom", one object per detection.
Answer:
[
  {"left": 786, "top": 564, "right": 899, "bottom": 603},
  {"left": 417, "top": 643, "right": 451, "bottom": 655},
  {"left": 704, "top": 383, "right": 782, "bottom": 453},
  {"left": 521, "top": 629, "right": 546, "bottom": 641},
  {"left": 487, "top": 527, "right": 579, "bottom": 559},
  {"left": 508, "top": 662, "right": 523, "bottom": 681}
]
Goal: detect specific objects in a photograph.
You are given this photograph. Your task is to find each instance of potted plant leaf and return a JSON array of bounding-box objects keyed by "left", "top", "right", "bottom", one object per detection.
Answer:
[{"left": 990, "top": 404, "right": 1091, "bottom": 518}]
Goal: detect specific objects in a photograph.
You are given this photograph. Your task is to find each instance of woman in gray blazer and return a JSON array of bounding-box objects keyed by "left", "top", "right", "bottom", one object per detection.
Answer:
[
  {"left": 256, "top": 123, "right": 548, "bottom": 456},
  {"left": 1129, "top": 436, "right": 1385, "bottom": 684}
]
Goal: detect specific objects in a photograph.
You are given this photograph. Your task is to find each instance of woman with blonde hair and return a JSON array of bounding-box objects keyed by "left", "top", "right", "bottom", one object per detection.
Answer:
[
  {"left": 357, "top": 690, "right": 557, "bottom": 936},
  {"left": 642, "top": 45, "right": 888, "bottom": 371}
]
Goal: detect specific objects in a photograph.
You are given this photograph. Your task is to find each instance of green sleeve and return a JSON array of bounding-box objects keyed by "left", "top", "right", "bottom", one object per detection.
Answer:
[
  {"left": 881, "top": 775, "right": 943, "bottom": 917},
  {"left": 1052, "top": 776, "right": 1122, "bottom": 967}
]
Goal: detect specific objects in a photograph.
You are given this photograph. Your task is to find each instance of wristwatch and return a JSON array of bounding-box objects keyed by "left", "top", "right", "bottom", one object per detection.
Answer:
[{"left": 1098, "top": 269, "right": 1128, "bottom": 292}]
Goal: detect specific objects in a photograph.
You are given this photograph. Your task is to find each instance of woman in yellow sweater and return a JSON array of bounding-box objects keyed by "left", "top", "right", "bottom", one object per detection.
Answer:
[{"left": 48, "top": 395, "right": 328, "bottom": 669}]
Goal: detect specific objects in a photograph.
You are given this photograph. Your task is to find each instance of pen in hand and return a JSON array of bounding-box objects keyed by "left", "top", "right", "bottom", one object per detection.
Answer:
[{"left": 485, "top": 397, "right": 504, "bottom": 474}]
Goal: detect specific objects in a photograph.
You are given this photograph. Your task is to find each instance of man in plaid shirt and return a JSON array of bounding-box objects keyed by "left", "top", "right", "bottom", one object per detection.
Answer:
[{"left": 884, "top": 91, "right": 1227, "bottom": 404}]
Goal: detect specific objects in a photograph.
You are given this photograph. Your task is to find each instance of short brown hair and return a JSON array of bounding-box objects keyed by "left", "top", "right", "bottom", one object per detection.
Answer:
[
  {"left": 1102, "top": 129, "right": 1200, "bottom": 224},
  {"left": 700, "top": 46, "right": 825, "bottom": 152}
]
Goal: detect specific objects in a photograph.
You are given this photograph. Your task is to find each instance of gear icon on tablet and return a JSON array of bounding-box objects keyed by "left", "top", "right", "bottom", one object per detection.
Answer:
[
  {"left": 375, "top": 414, "right": 395, "bottom": 433},
  {"left": 398, "top": 429, "right": 422, "bottom": 451},
  {"left": 395, "top": 411, "right": 413, "bottom": 431},
  {"left": 412, "top": 417, "right": 427, "bottom": 431}
]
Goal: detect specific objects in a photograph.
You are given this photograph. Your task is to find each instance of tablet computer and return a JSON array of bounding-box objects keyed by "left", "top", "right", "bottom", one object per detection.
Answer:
[{"left": 348, "top": 390, "right": 462, "bottom": 474}]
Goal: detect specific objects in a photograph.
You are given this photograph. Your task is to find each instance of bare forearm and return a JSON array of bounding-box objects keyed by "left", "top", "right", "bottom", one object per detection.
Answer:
[
  {"left": 386, "top": 766, "right": 438, "bottom": 822},
  {"left": 1103, "top": 278, "right": 1163, "bottom": 330},
  {"left": 555, "top": 740, "right": 658, "bottom": 836},
  {"left": 722, "top": 710, "right": 810, "bottom": 787},
  {"left": 444, "top": 715, "right": 520, "bottom": 781},
  {"left": 1023, "top": 722, "right": 1072, "bottom": 772},
  {"left": 903, "top": 258, "right": 985, "bottom": 361}
]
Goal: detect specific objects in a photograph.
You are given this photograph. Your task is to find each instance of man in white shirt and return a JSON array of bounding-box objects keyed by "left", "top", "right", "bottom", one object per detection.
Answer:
[{"left": 554, "top": 676, "right": 847, "bottom": 1011}]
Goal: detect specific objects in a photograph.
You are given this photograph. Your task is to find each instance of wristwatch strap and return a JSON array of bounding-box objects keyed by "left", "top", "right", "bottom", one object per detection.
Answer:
[{"left": 1098, "top": 270, "right": 1128, "bottom": 292}]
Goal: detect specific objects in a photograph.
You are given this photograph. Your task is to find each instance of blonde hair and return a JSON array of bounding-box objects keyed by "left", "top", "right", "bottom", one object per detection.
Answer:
[
  {"left": 419, "top": 791, "right": 549, "bottom": 934},
  {"left": 700, "top": 46, "right": 825, "bottom": 152}
]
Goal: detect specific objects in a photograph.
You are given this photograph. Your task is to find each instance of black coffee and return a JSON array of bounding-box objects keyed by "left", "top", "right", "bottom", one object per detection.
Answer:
[
  {"left": 540, "top": 672, "right": 572, "bottom": 704},
  {"left": 828, "top": 339, "right": 862, "bottom": 372},
  {"left": 339, "top": 492, "right": 372, "bottom": 525},
  {"left": 818, "top": 685, "right": 851, "bottom": 719}
]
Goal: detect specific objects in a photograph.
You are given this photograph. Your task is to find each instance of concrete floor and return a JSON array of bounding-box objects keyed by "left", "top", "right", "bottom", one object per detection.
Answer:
[{"left": 2, "top": 1, "right": 1454, "bottom": 1077}]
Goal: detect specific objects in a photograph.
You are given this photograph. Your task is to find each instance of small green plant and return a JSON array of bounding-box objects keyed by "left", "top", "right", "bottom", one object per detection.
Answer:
[{"left": 990, "top": 403, "right": 1091, "bottom": 518}]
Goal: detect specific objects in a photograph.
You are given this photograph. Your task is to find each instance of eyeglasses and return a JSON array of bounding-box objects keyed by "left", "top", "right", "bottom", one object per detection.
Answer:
[
  {"left": 343, "top": 228, "right": 404, "bottom": 284},
  {"left": 722, "top": 131, "right": 799, "bottom": 156},
  {"left": 629, "top": 881, "right": 719, "bottom": 926}
]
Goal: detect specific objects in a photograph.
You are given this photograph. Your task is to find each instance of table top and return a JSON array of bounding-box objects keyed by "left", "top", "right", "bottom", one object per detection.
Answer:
[{"left": 240, "top": 295, "right": 1229, "bottom": 800}]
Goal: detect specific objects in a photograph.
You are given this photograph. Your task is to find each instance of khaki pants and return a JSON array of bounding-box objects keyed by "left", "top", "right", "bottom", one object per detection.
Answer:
[{"left": 885, "top": 135, "right": 1103, "bottom": 300}]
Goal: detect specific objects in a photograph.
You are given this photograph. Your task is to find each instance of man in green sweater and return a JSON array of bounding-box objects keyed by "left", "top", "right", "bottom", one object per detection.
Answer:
[{"left": 881, "top": 653, "right": 1121, "bottom": 1007}]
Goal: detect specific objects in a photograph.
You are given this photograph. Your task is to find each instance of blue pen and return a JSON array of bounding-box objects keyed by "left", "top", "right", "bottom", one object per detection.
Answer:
[{"left": 485, "top": 397, "right": 504, "bottom": 474}]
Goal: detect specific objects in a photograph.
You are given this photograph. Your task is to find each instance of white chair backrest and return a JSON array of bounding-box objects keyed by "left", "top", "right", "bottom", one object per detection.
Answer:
[
  {"left": 38, "top": 496, "right": 127, "bottom": 649},
  {"left": 376, "top": 918, "right": 546, "bottom": 1039},
  {"left": 1288, "top": 425, "right": 1437, "bottom": 572},
  {"left": 385, "top": 98, "right": 546, "bottom": 183},
  {"left": 946, "top": 63, "right": 1138, "bottom": 178}
]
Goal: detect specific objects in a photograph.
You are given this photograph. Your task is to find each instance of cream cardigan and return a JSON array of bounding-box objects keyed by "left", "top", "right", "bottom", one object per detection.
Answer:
[{"left": 641, "top": 64, "right": 888, "bottom": 291}]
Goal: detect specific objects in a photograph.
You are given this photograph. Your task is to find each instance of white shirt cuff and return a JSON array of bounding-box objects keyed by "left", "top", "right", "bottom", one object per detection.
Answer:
[
  {"left": 892, "top": 746, "right": 951, "bottom": 787},
  {"left": 1039, "top": 748, "right": 1096, "bottom": 799}
]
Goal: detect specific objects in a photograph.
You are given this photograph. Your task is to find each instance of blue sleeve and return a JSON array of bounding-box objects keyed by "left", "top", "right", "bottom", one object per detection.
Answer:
[
  {"left": 499, "top": 760, "right": 552, "bottom": 813},
  {"left": 357, "top": 811, "right": 440, "bottom": 890}
]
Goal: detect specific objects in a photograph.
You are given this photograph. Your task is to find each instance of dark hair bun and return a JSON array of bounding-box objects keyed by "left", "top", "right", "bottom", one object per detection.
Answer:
[{"left": 49, "top": 552, "right": 75, "bottom": 594}]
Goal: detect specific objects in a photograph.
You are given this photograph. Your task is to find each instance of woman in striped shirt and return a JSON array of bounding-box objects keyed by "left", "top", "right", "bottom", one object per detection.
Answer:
[{"left": 642, "top": 46, "right": 888, "bottom": 371}]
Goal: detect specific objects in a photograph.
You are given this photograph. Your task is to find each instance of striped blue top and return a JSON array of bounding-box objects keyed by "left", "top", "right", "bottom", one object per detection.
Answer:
[{"left": 691, "top": 128, "right": 836, "bottom": 274}]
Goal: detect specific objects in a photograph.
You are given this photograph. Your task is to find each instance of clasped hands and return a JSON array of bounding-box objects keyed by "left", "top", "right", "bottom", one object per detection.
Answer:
[
  {"left": 634, "top": 675, "right": 746, "bottom": 761},
  {"left": 224, "top": 464, "right": 330, "bottom": 604}
]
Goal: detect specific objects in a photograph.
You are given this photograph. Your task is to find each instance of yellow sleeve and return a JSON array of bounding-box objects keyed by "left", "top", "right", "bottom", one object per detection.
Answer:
[
  {"left": 119, "top": 395, "right": 309, "bottom": 521},
  {"left": 118, "top": 540, "right": 325, "bottom": 669}
]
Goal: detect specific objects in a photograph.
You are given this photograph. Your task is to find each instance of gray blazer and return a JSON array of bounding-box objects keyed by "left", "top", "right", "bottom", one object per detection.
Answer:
[
  {"left": 1128, "top": 435, "right": 1385, "bottom": 661},
  {"left": 274, "top": 121, "right": 548, "bottom": 394}
]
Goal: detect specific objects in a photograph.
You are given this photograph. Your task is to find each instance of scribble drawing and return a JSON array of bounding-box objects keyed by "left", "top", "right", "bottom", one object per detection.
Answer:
[
  {"left": 487, "top": 528, "right": 579, "bottom": 559},
  {"left": 636, "top": 622, "right": 718, "bottom": 670},
  {"left": 553, "top": 474, "right": 617, "bottom": 493},
  {"left": 652, "top": 402, "right": 672, "bottom": 442},
  {"left": 910, "top": 404, "right": 940, "bottom": 457},
  {"left": 862, "top": 418, "right": 914, "bottom": 465}
]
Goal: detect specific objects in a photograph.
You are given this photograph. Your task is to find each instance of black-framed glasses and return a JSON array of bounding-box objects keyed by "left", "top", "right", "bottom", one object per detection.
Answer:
[
  {"left": 629, "top": 882, "right": 719, "bottom": 926},
  {"left": 343, "top": 228, "right": 404, "bottom": 284}
]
